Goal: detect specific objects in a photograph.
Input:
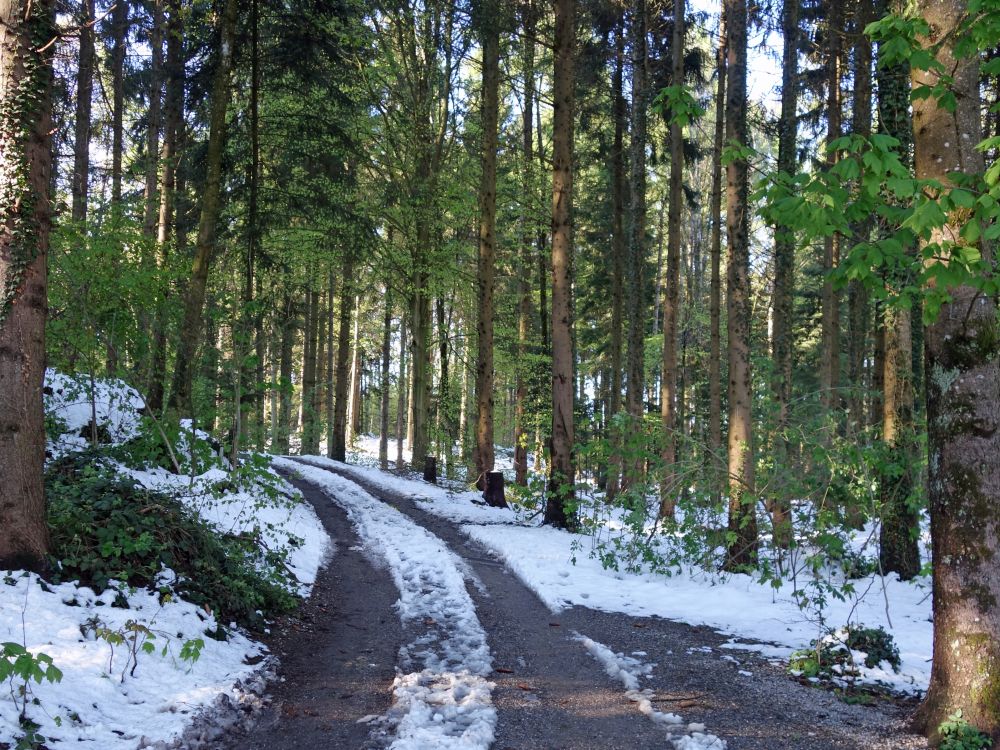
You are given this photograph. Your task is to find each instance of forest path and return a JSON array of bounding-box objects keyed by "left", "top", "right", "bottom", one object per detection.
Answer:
[{"left": 222, "top": 460, "right": 926, "bottom": 750}]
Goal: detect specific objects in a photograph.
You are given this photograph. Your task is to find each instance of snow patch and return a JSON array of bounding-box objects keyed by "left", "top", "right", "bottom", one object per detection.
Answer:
[{"left": 573, "top": 633, "right": 726, "bottom": 749}]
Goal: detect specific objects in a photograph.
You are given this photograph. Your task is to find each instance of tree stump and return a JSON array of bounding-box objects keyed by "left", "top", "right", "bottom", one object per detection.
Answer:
[
  {"left": 423, "top": 456, "right": 437, "bottom": 484},
  {"left": 484, "top": 470, "right": 507, "bottom": 509}
]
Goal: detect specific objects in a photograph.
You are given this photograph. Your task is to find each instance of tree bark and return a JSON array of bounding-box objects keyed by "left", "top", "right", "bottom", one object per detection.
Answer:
[
  {"left": 275, "top": 293, "right": 295, "bottom": 454},
  {"left": 606, "top": 15, "right": 627, "bottom": 501},
  {"left": 146, "top": 0, "right": 183, "bottom": 415},
  {"left": 708, "top": 13, "right": 725, "bottom": 505},
  {"left": 379, "top": 288, "right": 392, "bottom": 470},
  {"left": 723, "top": 0, "right": 757, "bottom": 570},
  {"left": 624, "top": 0, "right": 648, "bottom": 425},
  {"left": 819, "top": 0, "right": 843, "bottom": 412},
  {"left": 332, "top": 251, "right": 355, "bottom": 462},
  {"left": 142, "top": 0, "right": 164, "bottom": 237},
  {"left": 396, "top": 315, "right": 407, "bottom": 467},
  {"left": 768, "top": 0, "right": 799, "bottom": 547},
  {"left": 110, "top": 0, "right": 127, "bottom": 204},
  {"left": 909, "top": 2, "right": 1000, "bottom": 739},
  {"left": 0, "top": 0, "right": 55, "bottom": 572},
  {"left": 659, "top": 0, "right": 684, "bottom": 519},
  {"left": 169, "top": 0, "right": 239, "bottom": 414},
  {"left": 514, "top": 0, "right": 537, "bottom": 488},
  {"left": 71, "top": 0, "right": 95, "bottom": 222},
  {"left": 346, "top": 294, "right": 362, "bottom": 446},
  {"left": 474, "top": 0, "right": 500, "bottom": 492},
  {"left": 545, "top": 0, "right": 576, "bottom": 529}
]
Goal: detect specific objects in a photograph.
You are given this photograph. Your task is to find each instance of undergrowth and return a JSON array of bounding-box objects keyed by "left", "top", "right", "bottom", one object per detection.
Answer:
[{"left": 45, "top": 451, "right": 297, "bottom": 630}]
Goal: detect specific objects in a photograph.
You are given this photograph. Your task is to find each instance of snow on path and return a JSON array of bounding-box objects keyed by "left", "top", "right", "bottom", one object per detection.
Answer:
[
  {"left": 573, "top": 634, "right": 727, "bottom": 750},
  {"left": 272, "top": 458, "right": 496, "bottom": 750},
  {"left": 310, "top": 457, "right": 931, "bottom": 696},
  {"left": 297, "top": 454, "right": 515, "bottom": 525}
]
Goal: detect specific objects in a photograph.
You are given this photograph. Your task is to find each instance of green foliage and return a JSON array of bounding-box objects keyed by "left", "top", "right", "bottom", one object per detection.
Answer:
[
  {"left": 0, "top": 641, "right": 62, "bottom": 749},
  {"left": 652, "top": 84, "right": 706, "bottom": 128},
  {"left": 939, "top": 710, "right": 994, "bottom": 750},
  {"left": 46, "top": 452, "right": 297, "bottom": 629},
  {"left": 789, "top": 625, "right": 900, "bottom": 683}
]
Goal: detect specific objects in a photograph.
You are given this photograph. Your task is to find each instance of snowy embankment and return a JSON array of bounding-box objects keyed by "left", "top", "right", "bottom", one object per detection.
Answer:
[
  {"left": 0, "top": 373, "right": 329, "bottom": 750},
  {"left": 333, "top": 443, "right": 933, "bottom": 697},
  {"left": 273, "top": 458, "right": 496, "bottom": 750}
]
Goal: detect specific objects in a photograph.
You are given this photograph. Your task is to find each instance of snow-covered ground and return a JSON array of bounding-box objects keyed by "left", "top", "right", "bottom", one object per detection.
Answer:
[
  {"left": 0, "top": 373, "right": 330, "bottom": 750},
  {"left": 335, "top": 438, "right": 934, "bottom": 697},
  {"left": 274, "top": 458, "right": 496, "bottom": 749}
]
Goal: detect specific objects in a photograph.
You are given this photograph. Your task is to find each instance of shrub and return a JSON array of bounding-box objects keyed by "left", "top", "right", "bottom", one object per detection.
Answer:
[
  {"left": 46, "top": 452, "right": 297, "bottom": 629},
  {"left": 789, "top": 624, "right": 901, "bottom": 681},
  {"left": 939, "top": 710, "right": 993, "bottom": 750}
]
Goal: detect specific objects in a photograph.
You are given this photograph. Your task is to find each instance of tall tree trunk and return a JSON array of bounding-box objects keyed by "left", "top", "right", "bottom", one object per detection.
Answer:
[
  {"left": 847, "top": 0, "right": 873, "bottom": 433},
  {"left": 110, "top": 0, "right": 127, "bottom": 204},
  {"left": 659, "top": 0, "right": 684, "bottom": 519},
  {"left": 312, "top": 289, "right": 328, "bottom": 450},
  {"left": 332, "top": 252, "right": 355, "bottom": 461},
  {"left": 546, "top": 0, "right": 576, "bottom": 529},
  {"left": 409, "top": 269, "right": 431, "bottom": 471},
  {"left": 909, "top": 2, "right": 1000, "bottom": 739},
  {"left": 275, "top": 294, "right": 295, "bottom": 454},
  {"left": 325, "top": 270, "right": 336, "bottom": 456},
  {"left": 768, "top": 0, "right": 799, "bottom": 547},
  {"left": 514, "top": 0, "right": 537, "bottom": 488},
  {"left": 875, "top": 0, "right": 920, "bottom": 580},
  {"left": 606, "top": 16, "right": 627, "bottom": 501},
  {"left": 379, "top": 289, "right": 392, "bottom": 469},
  {"left": 146, "top": 0, "right": 183, "bottom": 415},
  {"left": 474, "top": 0, "right": 500, "bottom": 493},
  {"left": 708, "top": 13, "right": 726, "bottom": 504},
  {"left": 819, "top": 0, "right": 843, "bottom": 411},
  {"left": 237, "top": 0, "right": 262, "bottom": 450},
  {"left": 300, "top": 285, "right": 319, "bottom": 453},
  {"left": 71, "top": 0, "right": 95, "bottom": 222},
  {"left": 396, "top": 316, "right": 407, "bottom": 467},
  {"left": 436, "top": 296, "right": 451, "bottom": 473},
  {"left": 624, "top": 0, "right": 648, "bottom": 424},
  {"left": 346, "top": 294, "right": 362, "bottom": 446},
  {"left": 168, "top": 0, "right": 238, "bottom": 414},
  {"left": 0, "top": 0, "right": 55, "bottom": 572},
  {"left": 142, "top": 0, "right": 163, "bottom": 236},
  {"left": 723, "top": 0, "right": 757, "bottom": 570},
  {"left": 536, "top": 95, "right": 549, "bottom": 352}
]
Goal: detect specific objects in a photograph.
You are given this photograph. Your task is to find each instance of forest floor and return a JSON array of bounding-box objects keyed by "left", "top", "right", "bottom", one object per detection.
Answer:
[{"left": 217, "top": 459, "right": 928, "bottom": 750}]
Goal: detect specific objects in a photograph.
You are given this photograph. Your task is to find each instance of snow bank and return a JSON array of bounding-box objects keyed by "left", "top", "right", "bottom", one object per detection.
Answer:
[
  {"left": 44, "top": 370, "right": 145, "bottom": 454},
  {"left": 275, "top": 458, "right": 496, "bottom": 749},
  {"left": 0, "top": 572, "right": 262, "bottom": 749},
  {"left": 461, "top": 524, "right": 931, "bottom": 695}
]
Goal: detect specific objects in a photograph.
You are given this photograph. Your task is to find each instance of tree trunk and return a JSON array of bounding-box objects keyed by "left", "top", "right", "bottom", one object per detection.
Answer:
[
  {"left": 346, "top": 294, "right": 362, "bottom": 446},
  {"left": 768, "top": 0, "right": 799, "bottom": 548},
  {"left": 708, "top": 13, "right": 726, "bottom": 505},
  {"left": 847, "top": 0, "right": 873, "bottom": 433},
  {"left": 168, "top": 0, "right": 238, "bottom": 414},
  {"left": 514, "top": 0, "right": 537, "bottom": 488},
  {"left": 325, "top": 270, "right": 336, "bottom": 456},
  {"left": 659, "top": 0, "right": 684, "bottom": 520},
  {"left": 332, "top": 251, "right": 355, "bottom": 462},
  {"left": 142, "top": 0, "right": 164, "bottom": 237},
  {"left": 110, "top": 0, "right": 127, "bottom": 204},
  {"left": 379, "top": 289, "right": 392, "bottom": 469},
  {"left": 606, "top": 16, "right": 627, "bottom": 501},
  {"left": 71, "top": 0, "right": 95, "bottom": 222},
  {"left": 275, "top": 293, "right": 295, "bottom": 454},
  {"left": 624, "top": 0, "right": 648, "bottom": 425},
  {"left": 146, "top": 0, "right": 183, "bottom": 415},
  {"left": 300, "top": 284, "right": 319, "bottom": 453},
  {"left": 875, "top": 0, "right": 919, "bottom": 581},
  {"left": 910, "top": 2, "right": 1000, "bottom": 739},
  {"left": 474, "top": 0, "right": 500, "bottom": 492},
  {"left": 0, "top": 0, "right": 55, "bottom": 572},
  {"left": 723, "top": 0, "right": 757, "bottom": 570},
  {"left": 819, "top": 0, "right": 843, "bottom": 412},
  {"left": 545, "top": 0, "right": 576, "bottom": 529},
  {"left": 396, "top": 316, "right": 407, "bottom": 467}
]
